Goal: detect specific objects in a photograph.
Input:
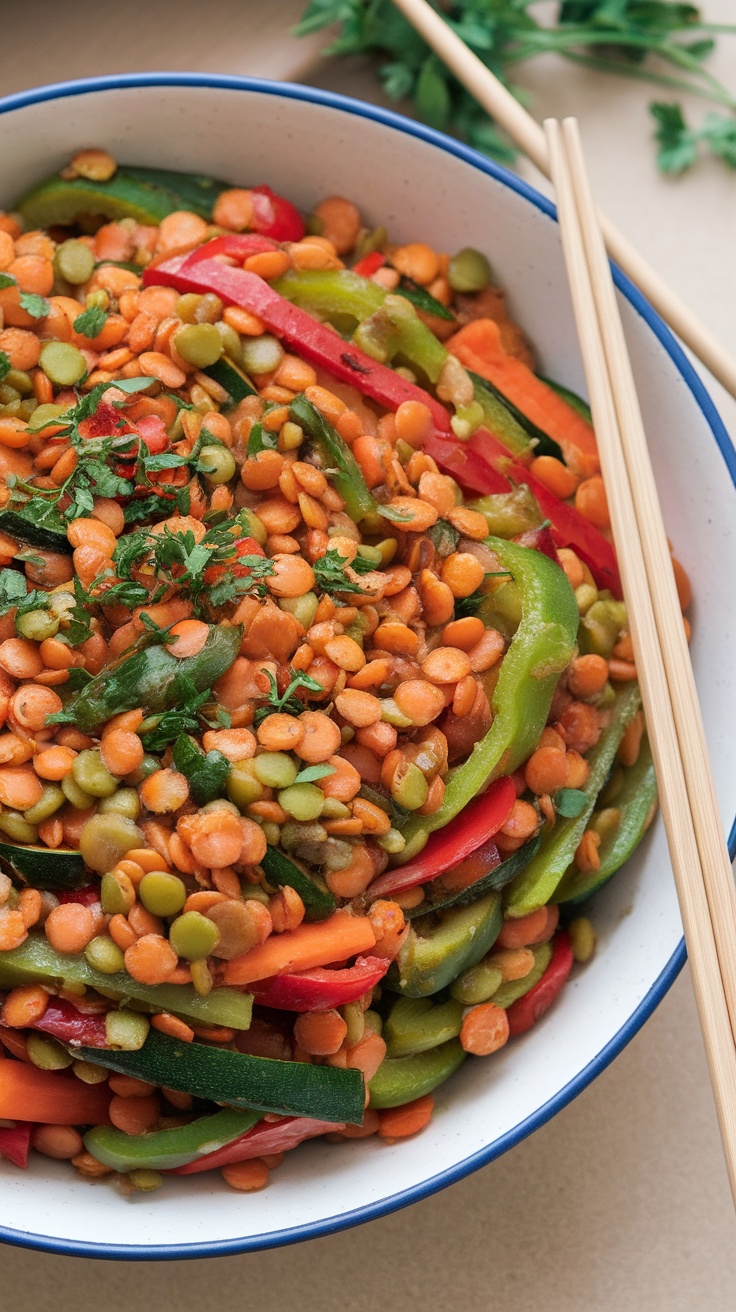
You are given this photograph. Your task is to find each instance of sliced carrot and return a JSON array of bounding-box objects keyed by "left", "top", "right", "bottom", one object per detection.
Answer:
[
  {"left": 223, "top": 912, "right": 376, "bottom": 986},
  {"left": 446, "top": 318, "right": 600, "bottom": 478},
  {"left": 0, "top": 1060, "right": 111, "bottom": 1124}
]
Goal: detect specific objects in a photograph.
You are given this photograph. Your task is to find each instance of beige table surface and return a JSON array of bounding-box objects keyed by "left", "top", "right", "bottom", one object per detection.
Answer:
[{"left": 2, "top": 2, "right": 736, "bottom": 1305}]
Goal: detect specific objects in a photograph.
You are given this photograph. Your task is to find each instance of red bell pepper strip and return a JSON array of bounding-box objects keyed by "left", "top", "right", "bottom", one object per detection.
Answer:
[
  {"left": 513, "top": 524, "right": 561, "bottom": 566},
  {"left": 183, "top": 232, "right": 279, "bottom": 266},
  {"left": 423, "top": 430, "right": 511, "bottom": 497},
  {"left": 0, "top": 1060, "right": 112, "bottom": 1124},
  {"left": 467, "top": 428, "right": 621, "bottom": 596},
  {"left": 33, "top": 997, "right": 109, "bottom": 1049},
  {"left": 352, "top": 251, "right": 385, "bottom": 278},
  {"left": 252, "top": 955, "right": 389, "bottom": 1012},
  {"left": 506, "top": 930, "right": 574, "bottom": 1037},
  {"left": 0, "top": 1121, "right": 32, "bottom": 1168},
  {"left": 144, "top": 254, "right": 453, "bottom": 431},
  {"left": 425, "top": 424, "right": 621, "bottom": 597},
  {"left": 170, "top": 1114, "right": 338, "bottom": 1175},
  {"left": 250, "top": 185, "right": 305, "bottom": 243},
  {"left": 366, "top": 777, "right": 516, "bottom": 902},
  {"left": 56, "top": 885, "right": 101, "bottom": 906}
]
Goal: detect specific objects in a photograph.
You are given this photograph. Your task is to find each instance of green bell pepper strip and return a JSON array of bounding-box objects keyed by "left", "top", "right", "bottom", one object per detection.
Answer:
[
  {"left": 399, "top": 537, "right": 578, "bottom": 859},
  {"left": 490, "top": 941, "right": 554, "bottom": 1008},
  {"left": 506, "top": 681, "right": 643, "bottom": 917},
  {"left": 260, "top": 845, "right": 337, "bottom": 922},
  {"left": 553, "top": 736, "right": 657, "bottom": 906},
  {"left": 368, "top": 1039, "right": 466, "bottom": 1109},
  {"left": 288, "top": 394, "right": 377, "bottom": 525},
  {"left": 0, "top": 935, "right": 253, "bottom": 1031},
  {"left": 273, "top": 270, "right": 533, "bottom": 459},
  {"left": 72, "top": 1029, "right": 365, "bottom": 1124},
  {"left": 84, "top": 1108, "right": 261, "bottom": 1173},
  {"left": 383, "top": 997, "right": 464, "bottom": 1058},
  {"left": 388, "top": 891, "right": 503, "bottom": 998},
  {"left": 46, "top": 623, "right": 242, "bottom": 734}
]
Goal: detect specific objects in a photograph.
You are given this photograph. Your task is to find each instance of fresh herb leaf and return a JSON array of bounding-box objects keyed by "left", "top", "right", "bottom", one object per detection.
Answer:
[
  {"left": 296, "top": 0, "right": 736, "bottom": 172},
  {"left": 0, "top": 569, "right": 28, "bottom": 614},
  {"left": 73, "top": 305, "right": 109, "bottom": 338},
  {"left": 651, "top": 101, "right": 736, "bottom": 172},
  {"left": 293, "top": 763, "right": 337, "bottom": 784},
  {"left": 58, "top": 576, "right": 95, "bottom": 647},
  {"left": 172, "top": 734, "right": 232, "bottom": 805},
  {"left": 0, "top": 351, "right": 11, "bottom": 383},
  {"left": 253, "top": 667, "right": 325, "bottom": 726},
  {"left": 246, "top": 422, "right": 278, "bottom": 458},
  {"left": 18, "top": 292, "right": 51, "bottom": 319},
  {"left": 313, "top": 547, "right": 371, "bottom": 596},
  {"left": 140, "top": 681, "right": 217, "bottom": 752},
  {"left": 555, "top": 788, "right": 589, "bottom": 818},
  {"left": 0, "top": 274, "right": 17, "bottom": 291}
]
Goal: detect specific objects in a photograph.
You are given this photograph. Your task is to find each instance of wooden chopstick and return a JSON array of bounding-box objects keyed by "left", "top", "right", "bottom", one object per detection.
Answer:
[
  {"left": 389, "top": 0, "right": 736, "bottom": 403},
  {"left": 544, "top": 115, "right": 736, "bottom": 1206}
]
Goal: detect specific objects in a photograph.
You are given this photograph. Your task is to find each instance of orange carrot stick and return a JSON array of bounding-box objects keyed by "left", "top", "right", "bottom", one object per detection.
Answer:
[
  {"left": 224, "top": 912, "right": 377, "bottom": 986},
  {"left": 0, "top": 1060, "right": 112, "bottom": 1124},
  {"left": 447, "top": 318, "right": 600, "bottom": 478}
]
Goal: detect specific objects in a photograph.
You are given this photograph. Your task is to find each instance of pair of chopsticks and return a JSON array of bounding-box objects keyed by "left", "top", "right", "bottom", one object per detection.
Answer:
[
  {"left": 390, "top": 0, "right": 736, "bottom": 403},
  {"left": 544, "top": 118, "right": 736, "bottom": 1206},
  {"left": 390, "top": 0, "right": 736, "bottom": 1202}
]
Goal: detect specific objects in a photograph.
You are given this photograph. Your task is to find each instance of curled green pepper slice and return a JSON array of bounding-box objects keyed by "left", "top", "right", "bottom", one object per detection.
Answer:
[
  {"left": 369, "top": 1039, "right": 466, "bottom": 1109},
  {"left": 400, "top": 537, "right": 578, "bottom": 859},
  {"left": 554, "top": 736, "right": 656, "bottom": 905},
  {"left": 506, "top": 682, "right": 642, "bottom": 917},
  {"left": 84, "top": 1108, "right": 261, "bottom": 1173}
]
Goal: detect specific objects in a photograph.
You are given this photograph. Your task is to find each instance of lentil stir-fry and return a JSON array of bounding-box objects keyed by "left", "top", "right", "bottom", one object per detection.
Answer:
[{"left": 0, "top": 151, "right": 688, "bottom": 1194}]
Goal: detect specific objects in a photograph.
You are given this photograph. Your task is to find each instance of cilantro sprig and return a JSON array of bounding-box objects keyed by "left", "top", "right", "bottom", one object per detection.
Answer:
[
  {"left": 296, "top": 1, "right": 736, "bottom": 173},
  {"left": 112, "top": 511, "right": 276, "bottom": 615},
  {"left": 253, "top": 668, "right": 325, "bottom": 727},
  {"left": 651, "top": 100, "right": 736, "bottom": 172},
  {"left": 312, "top": 547, "right": 374, "bottom": 597},
  {"left": 140, "top": 677, "right": 229, "bottom": 752}
]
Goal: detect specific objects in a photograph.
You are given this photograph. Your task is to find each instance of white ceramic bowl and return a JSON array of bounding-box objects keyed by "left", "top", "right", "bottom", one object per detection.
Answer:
[{"left": 0, "top": 74, "right": 734, "bottom": 1261}]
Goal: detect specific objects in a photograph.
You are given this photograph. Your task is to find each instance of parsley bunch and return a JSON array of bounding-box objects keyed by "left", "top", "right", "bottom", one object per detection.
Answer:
[
  {"left": 111, "top": 511, "right": 276, "bottom": 616},
  {"left": 296, "top": 1, "right": 736, "bottom": 173}
]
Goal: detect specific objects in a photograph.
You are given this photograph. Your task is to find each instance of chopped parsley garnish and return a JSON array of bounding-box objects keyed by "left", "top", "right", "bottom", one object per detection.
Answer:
[
  {"left": 19, "top": 292, "right": 51, "bottom": 320},
  {"left": 112, "top": 511, "right": 276, "bottom": 615},
  {"left": 73, "top": 305, "right": 109, "bottom": 338},
  {"left": 0, "top": 569, "right": 51, "bottom": 619},
  {"left": 253, "top": 668, "right": 325, "bottom": 727},
  {"left": 0, "top": 351, "right": 11, "bottom": 383},
  {"left": 139, "top": 678, "right": 225, "bottom": 752},
  {"left": 555, "top": 788, "right": 589, "bottom": 819},
  {"left": 312, "top": 547, "right": 374, "bottom": 596}
]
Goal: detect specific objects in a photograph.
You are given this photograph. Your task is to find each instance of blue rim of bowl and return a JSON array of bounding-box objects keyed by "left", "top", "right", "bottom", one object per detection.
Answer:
[{"left": 0, "top": 71, "right": 733, "bottom": 1262}]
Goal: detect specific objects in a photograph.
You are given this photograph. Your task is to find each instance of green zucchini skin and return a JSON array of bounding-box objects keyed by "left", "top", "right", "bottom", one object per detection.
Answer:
[
  {"left": 73, "top": 1029, "right": 365, "bottom": 1123},
  {"left": 16, "top": 166, "right": 232, "bottom": 229},
  {"left": 260, "top": 846, "right": 337, "bottom": 922},
  {"left": 203, "top": 358, "right": 258, "bottom": 410},
  {"left": 0, "top": 935, "right": 254, "bottom": 1030},
  {"left": 0, "top": 842, "right": 86, "bottom": 890},
  {"left": 0, "top": 509, "right": 71, "bottom": 554}
]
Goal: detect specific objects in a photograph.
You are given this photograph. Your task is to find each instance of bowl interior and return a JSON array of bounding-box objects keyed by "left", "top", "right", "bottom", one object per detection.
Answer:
[{"left": 1, "top": 77, "right": 735, "bottom": 1259}]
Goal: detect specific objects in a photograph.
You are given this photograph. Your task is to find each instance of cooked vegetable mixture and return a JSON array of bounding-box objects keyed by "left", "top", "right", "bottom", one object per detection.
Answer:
[{"left": 0, "top": 150, "right": 686, "bottom": 1194}]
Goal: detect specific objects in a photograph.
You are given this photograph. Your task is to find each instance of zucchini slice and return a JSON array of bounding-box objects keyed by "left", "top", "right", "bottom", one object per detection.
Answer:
[
  {"left": 0, "top": 841, "right": 86, "bottom": 890},
  {"left": 0, "top": 509, "right": 71, "bottom": 555},
  {"left": 16, "top": 165, "right": 232, "bottom": 229},
  {"left": 202, "top": 357, "right": 258, "bottom": 410}
]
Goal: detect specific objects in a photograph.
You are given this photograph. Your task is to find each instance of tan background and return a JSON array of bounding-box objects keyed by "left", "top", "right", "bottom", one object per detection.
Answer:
[{"left": 2, "top": 2, "right": 736, "bottom": 1304}]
